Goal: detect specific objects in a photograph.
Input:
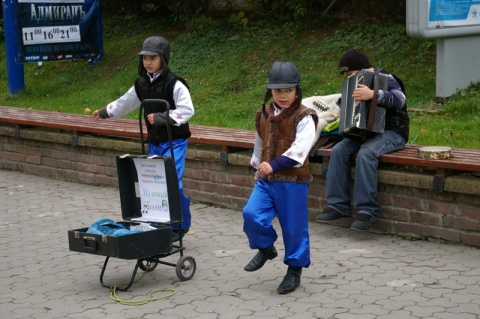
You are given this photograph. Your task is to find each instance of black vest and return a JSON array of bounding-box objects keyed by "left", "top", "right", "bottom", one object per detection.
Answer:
[{"left": 134, "top": 69, "right": 191, "bottom": 144}]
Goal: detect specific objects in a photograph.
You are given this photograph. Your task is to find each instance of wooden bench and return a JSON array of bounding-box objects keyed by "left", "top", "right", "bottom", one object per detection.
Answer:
[
  {"left": 1, "top": 105, "right": 479, "bottom": 192},
  {"left": 0, "top": 106, "right": 255, "bottom": 163},
  {"left": 313, "top": 145, "right": 480, "bottom": 192}
]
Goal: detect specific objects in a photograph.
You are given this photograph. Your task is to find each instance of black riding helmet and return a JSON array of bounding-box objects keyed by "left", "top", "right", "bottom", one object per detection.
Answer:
[
  {"left": 262, "top": 61, "right": 303, "bottom": 117},
  {"left": 137, "top": 36, "right": 170, "bottom": 77}
]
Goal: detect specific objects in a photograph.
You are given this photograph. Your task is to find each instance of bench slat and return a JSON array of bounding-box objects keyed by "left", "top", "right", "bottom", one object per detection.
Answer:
[
  {"left": 315, "top": 146, "right": 480, "bottom": 172},
  {"left": 1, "top": 106, "right": 143, "bottom": 137},
  {"left": 1, "top": 106, "right": 479, "bottom": 173},
  {"left": 0, "top": 106, "right": 255, "bottom": 148}
]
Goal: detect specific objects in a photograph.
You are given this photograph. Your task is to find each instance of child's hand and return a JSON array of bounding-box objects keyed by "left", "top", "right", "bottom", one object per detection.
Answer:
[
  {"left": 353, "top": 84, "right": 374, "bottom": 101},
  {"left": 258, "top": 162, "right": 273, "bottom": 175},
  {"left": 92, "top": 108, "right": 109, "bottom": 119},
  {"left": 147, "top": 113, "right": 154, "bottom": 125}
]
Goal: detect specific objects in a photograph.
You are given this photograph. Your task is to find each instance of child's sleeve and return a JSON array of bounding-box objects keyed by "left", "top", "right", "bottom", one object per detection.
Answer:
[
  {"left": 282, "top": 115, "right": 316, "bottom": 165},
  {"left": 250, "top": 132, "right": 262, "bottom": 169},
  {"left": 169, "top": 81, "right": 195, "bottom": 125},
  {"left": 104, "top": 86, "right": 141, "bottom": 119},
  {"left": 270, "top": 156, "right": 299, "bottom": 173},
  {"left": 377, "top": 75, "right": 405, "bottom": 110}
]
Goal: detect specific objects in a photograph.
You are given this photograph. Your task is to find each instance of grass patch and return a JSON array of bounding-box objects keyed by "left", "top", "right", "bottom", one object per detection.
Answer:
[{"left": 1, "top": 15, "right": 479, "bottom": 149}]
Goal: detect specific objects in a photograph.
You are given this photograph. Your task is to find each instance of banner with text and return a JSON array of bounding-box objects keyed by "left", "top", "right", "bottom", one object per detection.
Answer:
[{"left": 16, "top": 0, "right": 102, "bottom": 63}]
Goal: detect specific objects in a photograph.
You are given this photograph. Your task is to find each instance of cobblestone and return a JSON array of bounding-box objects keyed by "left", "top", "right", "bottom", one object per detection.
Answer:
[{"left": 1, "top": 170, "right": 480, "bottom": 319}]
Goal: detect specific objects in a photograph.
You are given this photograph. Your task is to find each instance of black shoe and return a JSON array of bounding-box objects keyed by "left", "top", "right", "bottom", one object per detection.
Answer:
[
  {"left": 172, "top": 229, "right": 189, "bottom": 242},
  {"left": 277, "top": 266, "right": 302, "bottom": 294},
  {"left": 351, "top": 213, "right": 376, "bottom": 230},
  {"left": 171, "top": 231, "right": 180, "bottom": 242},
  {"left": 244, "top": 245, "right": 278, "bottom": 272},
  {"left": 316, "top": 207, "right": 351, "bottom": 222}
]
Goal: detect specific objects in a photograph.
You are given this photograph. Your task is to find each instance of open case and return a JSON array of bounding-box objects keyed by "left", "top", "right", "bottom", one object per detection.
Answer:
[{"left": 68, "top": 154, "right": 196, "bottom": 291}]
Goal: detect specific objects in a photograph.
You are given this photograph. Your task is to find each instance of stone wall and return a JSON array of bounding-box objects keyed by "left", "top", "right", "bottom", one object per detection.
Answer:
[{"left": 1, "top": 123, "right": 479, "bottom": 248}]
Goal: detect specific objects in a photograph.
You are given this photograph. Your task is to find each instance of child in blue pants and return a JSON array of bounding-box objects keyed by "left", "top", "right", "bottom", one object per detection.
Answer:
[
  {"left": 93, "top": 36, "right": 194, "bottom": 236},
  {"left": 243, "top": 61, "right": 318, "bottom": 294}
]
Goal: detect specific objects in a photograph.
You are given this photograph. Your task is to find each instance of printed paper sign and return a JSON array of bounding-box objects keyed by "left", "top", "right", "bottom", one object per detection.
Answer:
[{"left": 132, "top": 158, "right": 171, "bottom": 223}]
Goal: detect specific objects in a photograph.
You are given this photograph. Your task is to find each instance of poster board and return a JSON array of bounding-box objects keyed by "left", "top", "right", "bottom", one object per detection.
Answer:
[
  {"left": 15, "top": 0, "right": 103, "bottom": 62},
  {"left": 407, "top": 0, "right": 480, "bottom": 38}
]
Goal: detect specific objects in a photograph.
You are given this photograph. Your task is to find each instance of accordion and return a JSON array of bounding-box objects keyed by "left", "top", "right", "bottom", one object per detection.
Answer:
[{"left": 339, "top": 69, "right": 389, "bottom": 139}]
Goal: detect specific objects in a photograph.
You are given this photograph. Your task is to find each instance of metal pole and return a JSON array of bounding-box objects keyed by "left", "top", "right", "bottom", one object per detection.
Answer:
[
  {"left": 2, "top": 0, "right": 25, "bottom": 94},
  {"left": 89, "top": 0, "right": 103, "bottom": 64}
]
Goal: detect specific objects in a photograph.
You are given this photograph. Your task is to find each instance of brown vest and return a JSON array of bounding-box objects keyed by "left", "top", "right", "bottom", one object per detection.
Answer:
[{"left": 255, "top": 103, "right": 318, "bottom": 183}]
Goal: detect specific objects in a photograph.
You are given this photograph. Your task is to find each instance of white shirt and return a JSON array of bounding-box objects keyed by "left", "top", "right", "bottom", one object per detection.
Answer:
[{"left": 104, "top": 76, "right": 194, "bottom": 126}]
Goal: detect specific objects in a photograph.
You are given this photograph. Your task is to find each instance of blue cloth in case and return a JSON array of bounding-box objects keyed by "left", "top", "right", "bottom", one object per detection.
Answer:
[{"left": 87, "top": 218, "right": 141, "bottom": 236}]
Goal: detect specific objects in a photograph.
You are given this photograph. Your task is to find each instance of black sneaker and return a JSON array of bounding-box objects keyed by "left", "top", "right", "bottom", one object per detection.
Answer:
[
  {"left": 351, "top": 213, "right": 376, "bottom": 230},
  {"left": 316, "top": 207, "right": 351, "bottom": 222}
]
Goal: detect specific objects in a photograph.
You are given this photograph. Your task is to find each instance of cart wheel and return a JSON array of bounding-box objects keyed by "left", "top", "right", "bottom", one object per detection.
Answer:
[
  {"left": 176, "top": 256, "right": 196, "bottom": 281},
  {"left": 138, "top": 258, "right": 158, "bottom": 272}
]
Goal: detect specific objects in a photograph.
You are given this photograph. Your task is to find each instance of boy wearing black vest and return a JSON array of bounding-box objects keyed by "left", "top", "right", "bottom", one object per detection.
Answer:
[{"left": 93, "top": 36, "right": 194, "bottom": 237}]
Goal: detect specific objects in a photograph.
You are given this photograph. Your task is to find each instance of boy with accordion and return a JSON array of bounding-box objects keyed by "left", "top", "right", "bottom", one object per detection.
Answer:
[{"left": 316, "top": 49, "right": 409, "bottom": 230}]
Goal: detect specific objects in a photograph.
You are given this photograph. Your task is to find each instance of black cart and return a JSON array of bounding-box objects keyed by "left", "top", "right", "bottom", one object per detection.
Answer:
[
  {"left": 68, "top": 100, "right": 196, "bottom": 291},
  {"left": 68, "top": 155, "right": 196, "bottom": 290}
]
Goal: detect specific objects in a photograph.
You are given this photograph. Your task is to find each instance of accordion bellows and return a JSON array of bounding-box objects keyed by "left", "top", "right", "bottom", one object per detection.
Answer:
[{"left": 339, "top": 69, "right": 389, "bottom": 139}]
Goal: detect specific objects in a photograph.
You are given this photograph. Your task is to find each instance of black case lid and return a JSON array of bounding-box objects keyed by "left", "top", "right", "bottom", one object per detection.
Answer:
[{"left": 116, "top": 155, "right": 182, "bottom": 224}]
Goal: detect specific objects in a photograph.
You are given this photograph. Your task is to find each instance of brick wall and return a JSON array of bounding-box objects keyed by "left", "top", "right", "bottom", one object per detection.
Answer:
[{"left": 1, "top": 123, "right": 479, "bottom": 248}]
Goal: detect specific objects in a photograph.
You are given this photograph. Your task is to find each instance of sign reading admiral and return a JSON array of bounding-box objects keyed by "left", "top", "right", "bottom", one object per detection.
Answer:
[{"left": 16, "top": 0, "right": 103, "bottom": 63}]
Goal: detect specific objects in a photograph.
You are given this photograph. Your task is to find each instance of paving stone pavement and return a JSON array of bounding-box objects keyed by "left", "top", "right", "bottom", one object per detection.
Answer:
[{"left": 1, "top": 169, "right": 480, "bottom": 319}]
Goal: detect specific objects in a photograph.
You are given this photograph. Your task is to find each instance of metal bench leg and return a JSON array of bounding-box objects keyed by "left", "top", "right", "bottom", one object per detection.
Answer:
[{"left": 433, "top": 168, "right": 456, "bottom": 193}]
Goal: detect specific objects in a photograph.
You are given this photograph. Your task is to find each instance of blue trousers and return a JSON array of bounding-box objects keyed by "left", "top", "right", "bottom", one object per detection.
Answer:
[
  {"left": 149, "top": 138, "right": 191, "bottom": 230},
  {"left": 243, "top": 178, "right": 311, "bottom": 268}
]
